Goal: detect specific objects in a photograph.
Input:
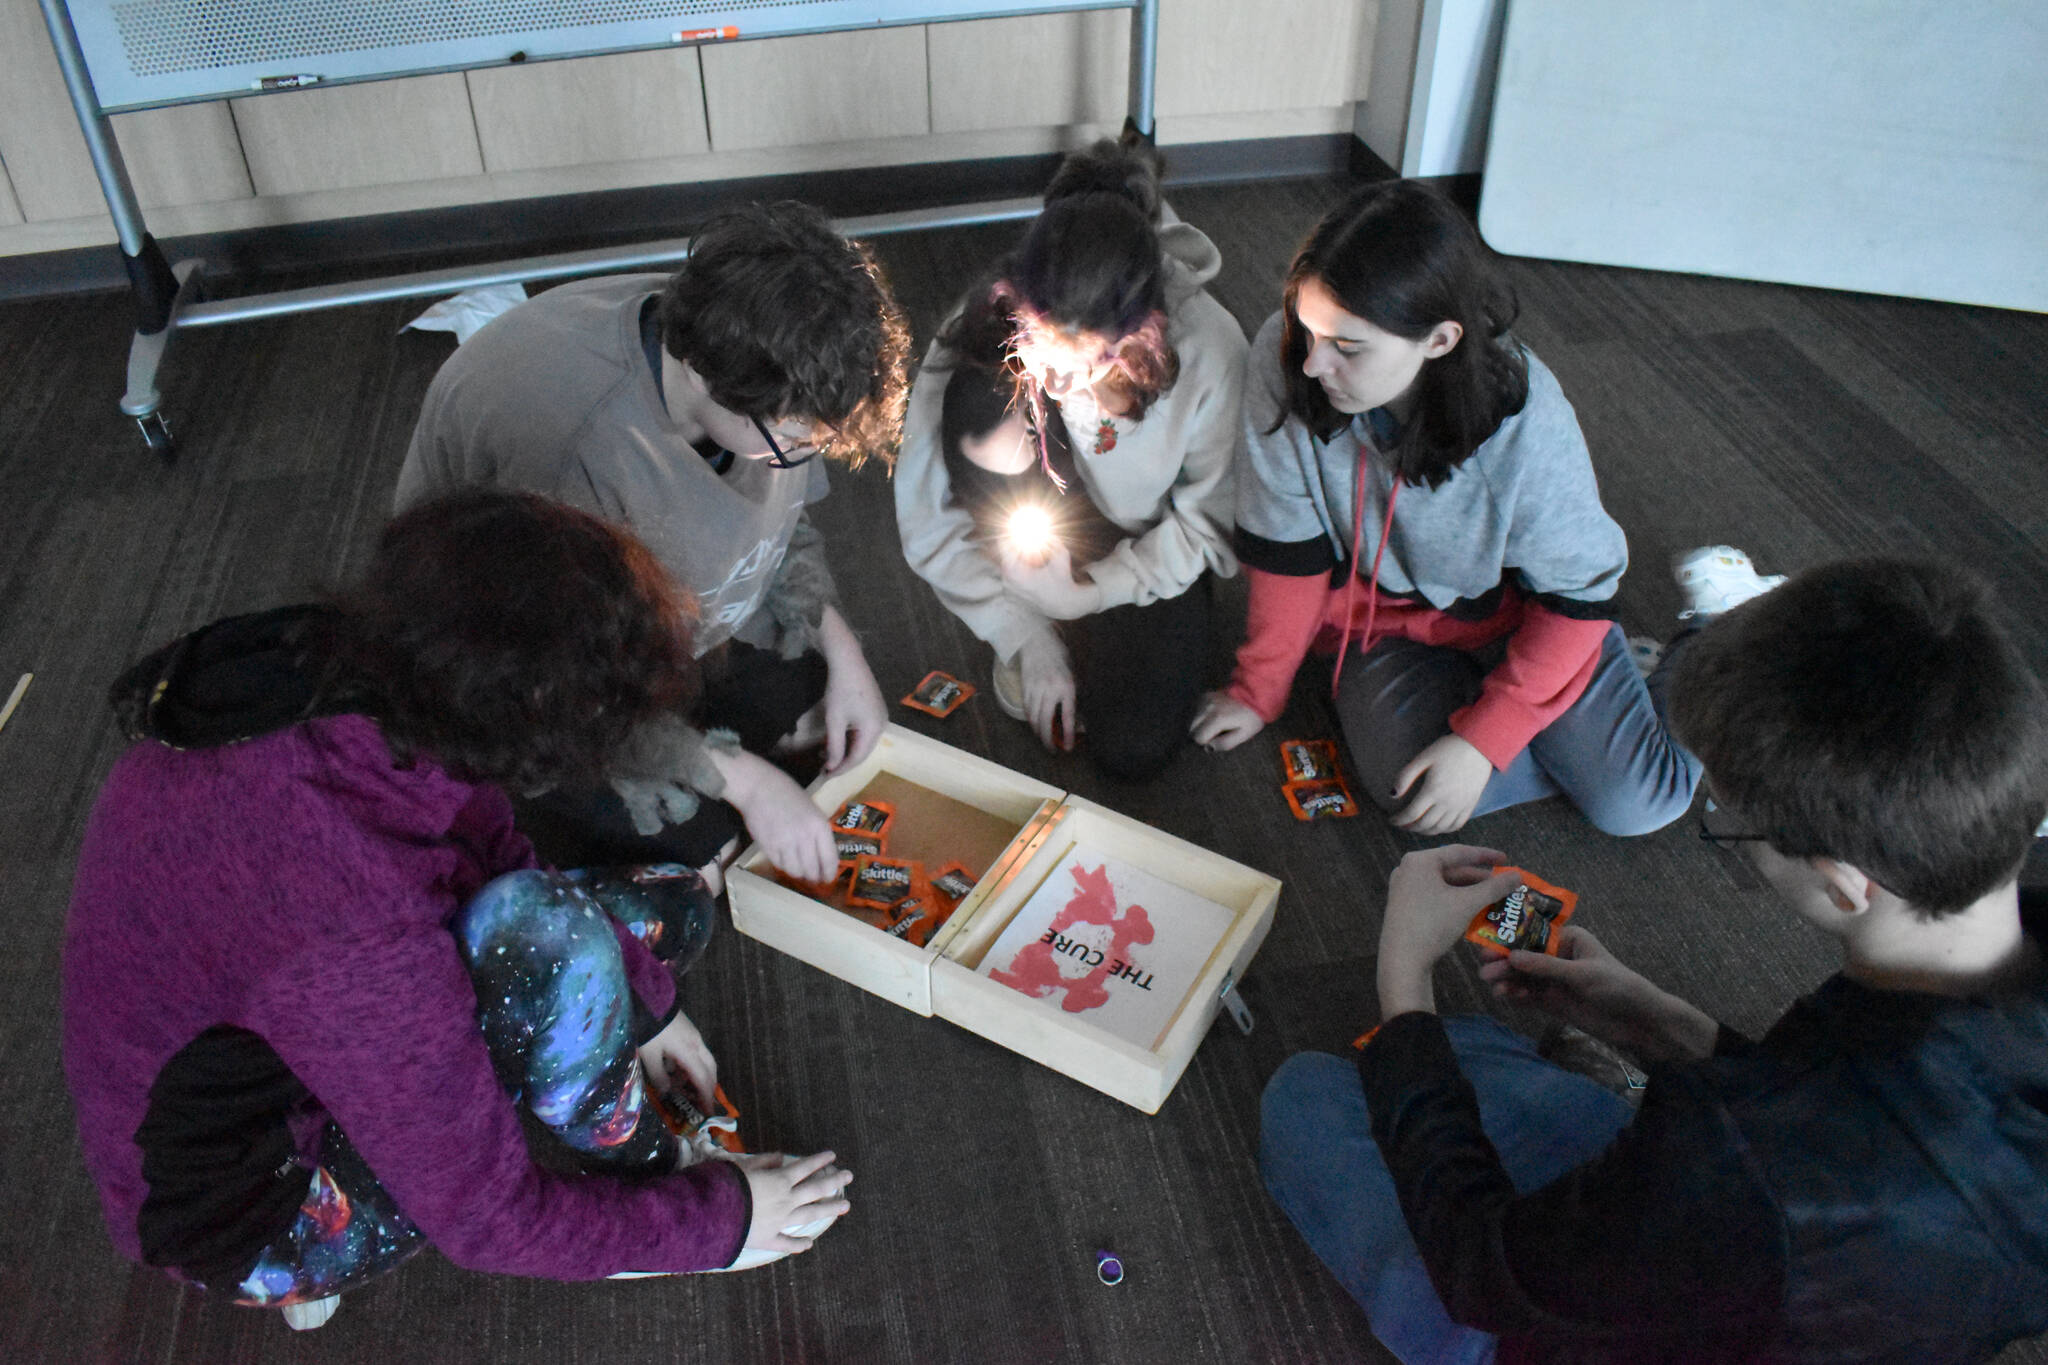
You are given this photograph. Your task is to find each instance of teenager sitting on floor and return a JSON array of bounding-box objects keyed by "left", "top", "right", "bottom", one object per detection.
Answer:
[
  {"left": 1260, "top": 557, "right": 2048, "bottom": 1363},
  {"left": 895, "top": 136, "right": 1244, "bottom": 779},
  {"left": 398, "top": 201, "right": 911, "bottom": 884},
  {"left": 1193, "top": 180, "right": 1701, "bottom": 836},
  {"left": 63, "top": 490, "right": 850, "bottom": 1331}
]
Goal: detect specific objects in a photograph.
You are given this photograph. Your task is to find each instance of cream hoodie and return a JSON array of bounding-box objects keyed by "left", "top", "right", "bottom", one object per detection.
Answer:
[{"left": 894, "top": 220, "right": 1246, "bottom": 663}]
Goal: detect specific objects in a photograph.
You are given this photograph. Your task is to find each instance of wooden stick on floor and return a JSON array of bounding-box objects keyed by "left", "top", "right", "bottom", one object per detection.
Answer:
[{"left": 0, "top": 673, "right": 31, "bottom": 735}]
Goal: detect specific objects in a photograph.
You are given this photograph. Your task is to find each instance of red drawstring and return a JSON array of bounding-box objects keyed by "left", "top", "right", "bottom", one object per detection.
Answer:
[{"left": 1329, "top": 443, "right": 1400, "bottom": 701}]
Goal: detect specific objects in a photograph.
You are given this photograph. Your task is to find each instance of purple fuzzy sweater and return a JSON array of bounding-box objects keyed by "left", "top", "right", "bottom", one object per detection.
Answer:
[{"left": 63, "top": 714, "right": 748, "bottom": 1279}]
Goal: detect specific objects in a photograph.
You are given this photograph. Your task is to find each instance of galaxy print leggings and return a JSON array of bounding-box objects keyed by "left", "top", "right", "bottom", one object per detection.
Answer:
[{"left": 232, "top": 864, "right": 716, "bottom": 1308}]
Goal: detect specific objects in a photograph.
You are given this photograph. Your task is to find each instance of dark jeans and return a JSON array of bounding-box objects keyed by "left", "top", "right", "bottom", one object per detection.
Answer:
[
  {"left": 518, "top": 641, "right": 829, "bottom": 868},
  {"left": 1068, "top": 573, "right": 1215, "bottom": 782}
]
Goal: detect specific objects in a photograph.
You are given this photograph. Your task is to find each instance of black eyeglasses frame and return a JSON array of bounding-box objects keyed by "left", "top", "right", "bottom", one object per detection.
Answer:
[{"left": 753, "top": 418, "right": 820, "bottom": 471}]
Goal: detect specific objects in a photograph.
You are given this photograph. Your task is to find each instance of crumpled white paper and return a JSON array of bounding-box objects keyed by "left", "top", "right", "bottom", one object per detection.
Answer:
[{"left": 402, "top": 283, "right": 529, "bottom": 344}]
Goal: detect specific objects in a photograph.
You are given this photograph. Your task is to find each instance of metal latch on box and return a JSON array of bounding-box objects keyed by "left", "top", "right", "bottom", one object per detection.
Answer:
[{"left": 1219, "top": 972, "right": 1254, "bottom": 1036}]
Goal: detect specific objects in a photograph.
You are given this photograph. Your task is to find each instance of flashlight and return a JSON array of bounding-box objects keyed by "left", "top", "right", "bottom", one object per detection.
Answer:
[{"left": 1006, "top": 503, "right": 1058, "bottom": 566}]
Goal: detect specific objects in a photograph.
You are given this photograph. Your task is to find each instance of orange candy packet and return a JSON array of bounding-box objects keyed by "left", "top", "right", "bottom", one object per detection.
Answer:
[
  {"left": 1464, "top": 867, "right": 1577, "bottom": 956},
  {"left": 647, "top": 1081, "right": 745, "bottom": 1154},
  {"left": 1285, "top": 777, "right": 1359, "bottom": 820},
  {"left": 832, "top": 799, "right": 896, "bottom": 837},
  {"left": 902, "top": 670, "right": 976, "bottom": 718}
]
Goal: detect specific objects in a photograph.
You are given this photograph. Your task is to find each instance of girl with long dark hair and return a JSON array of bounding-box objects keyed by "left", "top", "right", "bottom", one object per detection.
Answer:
[
  {"left": 63, "top": 491, "right": 849, "bottom": 1329},
  {"left": 1192, "top": 181, "right": 1699, "bottom": 835},
  {"left": 895, "top": 137, "right": 1244, "bottom": 779}
]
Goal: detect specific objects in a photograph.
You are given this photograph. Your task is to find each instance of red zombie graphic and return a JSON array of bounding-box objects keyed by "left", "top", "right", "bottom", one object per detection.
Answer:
[{"left": 988, "top": 863, "right": 1153, "bottom": 1012}]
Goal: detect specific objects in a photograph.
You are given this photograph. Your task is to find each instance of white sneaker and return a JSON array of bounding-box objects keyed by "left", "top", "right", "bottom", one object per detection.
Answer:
[
  {"left": 717, "top": 1213, "right": 840, "bottom": 1272},
  {"left": 1674, "top": 546, "right": 1787, "bottom": 619},
  {"left": 990, "top": 650, "right": 1027, "bottom": 722},
  {"left": 608, "top": 1212, "right": 840, "bottom": 1278},
  {"left": 280, "top": 1296, "right": 339, "bottom": 1331}
]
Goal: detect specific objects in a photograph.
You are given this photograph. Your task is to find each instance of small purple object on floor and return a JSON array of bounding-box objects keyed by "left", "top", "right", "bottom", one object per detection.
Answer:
[{"left": 1095, "top": 1250, "right": 1124, "bottom": 1286}]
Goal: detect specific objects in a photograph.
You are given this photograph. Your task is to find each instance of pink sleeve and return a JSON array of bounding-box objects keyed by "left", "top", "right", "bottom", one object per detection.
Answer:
[
  {"left": 1226, "top": 567, "right": 1331, "bottom": 723},
  {"left": 1449, "top": 606, "right": 1610, "bottom": 769}
]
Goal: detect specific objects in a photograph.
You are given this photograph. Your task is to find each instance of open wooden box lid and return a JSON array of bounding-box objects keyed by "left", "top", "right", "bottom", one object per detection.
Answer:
[{"left": 728, "top": 726, "right": 1280, "bottom": 1113}]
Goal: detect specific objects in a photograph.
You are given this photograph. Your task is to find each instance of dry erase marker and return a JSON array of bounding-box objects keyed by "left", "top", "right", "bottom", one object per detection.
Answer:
[
  {"left": 253, "top": 74, "right": 322, "bottom": 91},
  {"left": 675, "top": 26, "right": 739, "bottom": 42}
]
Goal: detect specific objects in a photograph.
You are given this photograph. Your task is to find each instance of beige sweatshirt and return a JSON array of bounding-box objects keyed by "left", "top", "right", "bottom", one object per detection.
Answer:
[{"left": 894, "top": 220, "right": 1247, "bottom": 663}]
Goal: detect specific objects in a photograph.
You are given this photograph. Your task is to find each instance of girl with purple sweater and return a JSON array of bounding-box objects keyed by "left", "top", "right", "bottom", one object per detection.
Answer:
[{"left": 63, "top": 490, "right": 849, "bottom": 1329}]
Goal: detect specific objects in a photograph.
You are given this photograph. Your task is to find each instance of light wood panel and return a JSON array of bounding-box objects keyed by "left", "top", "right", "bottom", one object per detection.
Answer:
[
  {"left": 230, "top": 74, "right": 483, "bottom": 197},
  {"left": 467, "top": 50, "right": 710, "bottom": 174},
  {"left": 700, "top": 28, "right": 929, "bottom": 152},
  {"left": 0, "top": 0, "right": 251, "bottom": 221},
  {"left": 928, "top": 11, "right": 1129, "bottom": 134},
  {"left": 0, "top": 106, "right": 1356, "bottom": 261},
  {"left": 1157, "top": 0, "right": 1367, "bottom": 117}
]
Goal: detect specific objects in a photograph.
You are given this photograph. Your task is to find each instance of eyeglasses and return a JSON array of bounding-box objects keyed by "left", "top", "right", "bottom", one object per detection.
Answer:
[
  {"left": 1697, "top": 798, "right": 1772, "bottom": 848},
  {"left": 753, "top": 418, "right": 819, "bottom": 470}
]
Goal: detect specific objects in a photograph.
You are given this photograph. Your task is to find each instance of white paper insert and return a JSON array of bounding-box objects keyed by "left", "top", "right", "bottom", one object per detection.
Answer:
[{"left": 976, "top": 843, "right": 1237, "bottom": 1050}]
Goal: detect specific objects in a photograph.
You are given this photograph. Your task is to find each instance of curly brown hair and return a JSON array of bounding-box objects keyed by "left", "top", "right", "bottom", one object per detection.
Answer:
[
  {"left": 659, "top": 200, "right": 912, "bottom": 469},
  {"left": 328, "top": 489, "right": 697, "bottom": 793}
]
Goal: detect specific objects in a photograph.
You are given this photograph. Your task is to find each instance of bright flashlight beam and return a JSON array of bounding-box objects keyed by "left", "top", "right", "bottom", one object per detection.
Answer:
[{"left": 1007, "top": 504, "right": 1056, "bottom": 559}]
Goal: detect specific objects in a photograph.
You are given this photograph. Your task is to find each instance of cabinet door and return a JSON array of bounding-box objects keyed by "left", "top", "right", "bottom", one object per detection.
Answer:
[
  {"left": 929, "top": 11, "right": 1129, "bottom": 135},
  {"left": 0, "top": 0, "right": 249, "bottom": 221},
  {"left": 468, "top": 49, "right": 711, "bottom": 173},
  {"left": 231, "top": 74, "right": 483, "bottom": 197},
  {"left": 701, "top": 28, "right": 929, "bottom": 152},
  {"left": 1159, "top": 0, "right": 1369, "bottom": 117}
]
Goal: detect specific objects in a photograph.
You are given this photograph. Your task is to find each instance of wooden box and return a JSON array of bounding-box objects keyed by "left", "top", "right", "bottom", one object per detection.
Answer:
[{"left": 728, "top": 725, "right": 1280, "bottom": 1113}]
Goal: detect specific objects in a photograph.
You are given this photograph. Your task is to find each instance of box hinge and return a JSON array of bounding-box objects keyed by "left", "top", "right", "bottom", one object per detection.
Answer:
[{"left": 1219, "top": 972, "right": 1254, "bottom": 1036}]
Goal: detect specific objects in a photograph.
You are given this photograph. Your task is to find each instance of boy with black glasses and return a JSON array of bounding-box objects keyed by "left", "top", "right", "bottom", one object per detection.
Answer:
[
  {"left": 1261, "top": 557, "right": 2048, "bottom": 1363},
  {"left": 398, "top": 202, "right": 911, "bottom": 884}
]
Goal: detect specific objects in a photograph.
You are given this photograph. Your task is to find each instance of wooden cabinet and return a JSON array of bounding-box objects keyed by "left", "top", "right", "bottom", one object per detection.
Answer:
[
  {"left": 1, "top": 4, "right": 1376, "bottom": 260},
  {"left": 467, "top": 50, "right": 711, "bottom": 173},
  {"left": 1159, "top": 0, "right": 1372, "bottom": 117},
  {"left": 231, "top": 75, "right": 483, "bottom": 197},
  {"left": 701, "top": 28, "right": 931, "bottom": 151},
  {"left": 929, "top": 12, "right": 1129, "bottom": 134},
  {"left": 0, "top": 0, "right": 249, "bottom": 220}
]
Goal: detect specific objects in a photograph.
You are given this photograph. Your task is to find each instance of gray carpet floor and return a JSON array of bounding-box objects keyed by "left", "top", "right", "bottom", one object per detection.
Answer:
[{"left": 2, "top": 170, "right": 2046, "bottom": 1363}]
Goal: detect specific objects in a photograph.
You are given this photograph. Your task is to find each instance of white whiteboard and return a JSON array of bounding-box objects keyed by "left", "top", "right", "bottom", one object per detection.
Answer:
[{"left": 1478, "top": 0, "right": 2048, "bottom": 312}]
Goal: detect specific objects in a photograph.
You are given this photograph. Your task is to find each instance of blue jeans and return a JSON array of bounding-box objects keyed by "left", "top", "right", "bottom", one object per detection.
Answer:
[
  {"left": 1334, "top": 623, "right": 1701, "bottom": 836},
  {"left": 1258, "top": 1018, "right": 1636, "bottom": 1363}
]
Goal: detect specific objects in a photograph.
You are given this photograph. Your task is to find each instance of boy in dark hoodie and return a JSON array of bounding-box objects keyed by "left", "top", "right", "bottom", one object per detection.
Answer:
[{"left": 1261, "top": 557, "right": 2048, "bottom": 1363}]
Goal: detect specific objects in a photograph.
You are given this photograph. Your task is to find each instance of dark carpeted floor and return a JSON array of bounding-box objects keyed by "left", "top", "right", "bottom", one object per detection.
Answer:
[{"left": 2, "top": 170, "right": 2046, "bottom": 1364}]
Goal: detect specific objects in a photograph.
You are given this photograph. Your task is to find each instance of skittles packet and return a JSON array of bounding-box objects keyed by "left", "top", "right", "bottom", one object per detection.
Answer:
[
  {"left": 1280, "top": 738, "right": 1342, "bottom": 782},
  {"left": 847, "top": 855, "right": 917, "bottom": 910},
  {"left": 1464, "top": 868, "right": 1577, "bottom": 956},
  {"left": 930, "top": 861, "right": 977, "bottom": 906},
  {"left": 903, "top": 669, "right": 976, "bottom": 718},
  {"left": 1285, "top": 777, "right": 1359, "bottom": 820},
  {"left": 832, "top": 799, "right": 896, "bottom": 837}
]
